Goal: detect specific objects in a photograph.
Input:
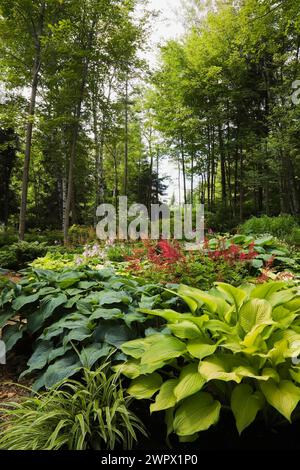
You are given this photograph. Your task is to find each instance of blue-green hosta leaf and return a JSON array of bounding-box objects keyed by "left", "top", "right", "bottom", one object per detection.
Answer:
[
  {"left": 168, "top": 321, "right": 201, "bottom": 340},
  {"left": 141, "top": 335, "right": 186, "bottom": 365},
  {"left": 77, "top": 281, "right": 99, "bottom": 290},
  {"left": 127, "top": 373, "right": 163, "bottom": 399},
  {"left": 90, "top": 308, "right": 123, "bottom": 321},
  {"left": 12, "top": 292, "right": 40, "bottom": 311},
  {"left": 0, "top": 310, "right": 17, "bottom": 329},
  {"left": 43, "top": 354, "right": 82, "bottom": 390},
  {"left": 150, "top": 379, "right": 178, "bottom": 412},
  {"left": 56, "top": 271, "right": 82, "bottom": 289},
  {"left": 79, "top": 343, "right": 112, "bottom": 368},
  {"left": 139, "top": 294, "right": 162, "bottom": 310},
  {"left": 260, "top": 380, "right": 300, "bottom": 421},
  {"left": 187, "top": 337, "right": 219, "bottom": 360},
  {"left": 63, "top": 327, "right": 92, "bottom": 346},
  {"left": 1, "top": 324, "right": 26, "bottom": 352},
  {"left": 215, "top": 283, "right": 247, "bottom": 311},
  {"left": 231, "top": 384, "right": 265, "bottom": 434},
  {"left": 93, "top": 323, "right": 132, "bottom": 348},
  {"left": 97, "top": 290, "right": 132, "bottom": 306},
  {"left": 173, "top": 392, "right": 221, "bottom": 436},
  {"left": 27, "top": 293, "right": 68, "bottom": 333},
  {"left": 174, "top": 363, "right": 206, "bottom": 401},
  {"left": 20, "top": 341, "right": 53, "bottom": 377}
]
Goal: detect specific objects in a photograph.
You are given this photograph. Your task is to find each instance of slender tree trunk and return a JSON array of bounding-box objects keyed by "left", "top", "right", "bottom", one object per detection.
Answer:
[
  {"left": 191, "top": 149, "right": 194, "bottom": 206},
  {"left": 123, "top": 77, "right": 129, "bottom": 196},
  {"left": 218, "top": 123, "right": 227, "bottom": 206},
  {"left": 112, "top": 143, "right": 119, "bottom": 208},
  {"left": 19, "top": 2, "right": 45, "bottom": 240},
  {"left": 180, "top": 134, "right": 187, "bottom": 204}
]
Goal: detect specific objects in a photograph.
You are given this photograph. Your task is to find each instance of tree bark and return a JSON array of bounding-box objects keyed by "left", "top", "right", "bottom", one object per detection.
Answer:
[{"left": 19, "top": 2, "right": 45, "bottom": 240}]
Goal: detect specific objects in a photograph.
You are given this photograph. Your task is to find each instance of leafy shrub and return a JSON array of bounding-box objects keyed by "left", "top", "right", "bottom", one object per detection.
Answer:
[
  {"left": 240, "top": 215, "right": 299, "bottom": 242},
  {"left": 0, "top": 267, "right": 174, "bottom": 389},
  {"left": 0, "top": 242, "right": 50, "bottom": 270},
  {"left": 0, "top": 364, "right": 146, "bottom": 450},
  {"left": 118, "top": 281, "right": 300, "bottom": 442},
  {"left": 68, "top": 225, "right": 97, "bottom": 246},
  {"left": 206, "top": 234, "right": 299, "bottom": 273}
]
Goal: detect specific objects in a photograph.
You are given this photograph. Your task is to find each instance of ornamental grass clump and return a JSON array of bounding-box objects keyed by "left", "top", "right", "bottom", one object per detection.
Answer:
[{"left": 0, "top": 364, "right": 147, "bottom": 450}]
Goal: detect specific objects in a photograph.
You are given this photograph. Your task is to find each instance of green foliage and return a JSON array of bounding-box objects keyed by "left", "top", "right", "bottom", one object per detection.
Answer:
[
  {"left": 240, "top": 216, "right": 300, "bottom": 244},
  {"left": 0, "top": 364, "right": 146, "bottom": 450},
  {"left": 0, "top": 266, "right": 174, "bottom": 389},
  {"left": 0, "top": 241, "right": 50, "bottom": 270},
  {"left": 118, "top": 281, "right": 300, "bottom": 441}
]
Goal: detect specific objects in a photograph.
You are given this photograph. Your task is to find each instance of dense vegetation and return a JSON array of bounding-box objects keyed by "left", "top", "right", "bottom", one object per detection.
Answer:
[{"left": 0, "top": 0, "right": 300, "bottom": 453}]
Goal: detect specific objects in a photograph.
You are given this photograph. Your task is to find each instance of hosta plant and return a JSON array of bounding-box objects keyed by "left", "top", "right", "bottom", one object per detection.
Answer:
[
  {"left": 117, "top": 281, "right": 300, "bottom": 441},
  {"left": 0, "top": 267, "right": 173, "bottom": 389},
  {"left": 0, "top": 364, "right": 146, "bottom": 450}
]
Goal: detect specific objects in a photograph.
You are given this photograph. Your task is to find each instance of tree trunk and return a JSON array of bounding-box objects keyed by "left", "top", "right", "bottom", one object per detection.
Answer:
[
  {"left": 19, "top": 2, "right": 45, "bottom": 240},
  {"left": 123, "top": 77, "right": 129, "bottom": 196}
]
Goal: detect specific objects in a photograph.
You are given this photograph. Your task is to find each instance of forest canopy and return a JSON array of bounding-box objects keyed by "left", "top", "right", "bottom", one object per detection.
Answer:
[{"left": 0, "top": 0, "right": 299, "bottom": 241}]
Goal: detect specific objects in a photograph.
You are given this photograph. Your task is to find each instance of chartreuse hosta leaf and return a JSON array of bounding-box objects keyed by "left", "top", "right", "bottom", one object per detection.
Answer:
[
  {"left": 127, "top": 373, "right": 163, "bottom": 399},
  {"left": 231, "top": 384, "right": 265, "bottom": 435},
  {"left": 140, "top": 335, "right": 186, "bottom": 364},
  {"left": 260, "top": 380, "right": 300, "bottom": 421},
  {"left": 250, "top": 281, "right": 288, "bottom": 300},
  {"left": 239, "top": 299, "right": 274, "bottom": 348},
  {"left": 187, "top": 336, "right": 219, "bottom": 360},
  {"left": 214, "top": 283, "right": 247, "bottom": 311},
  {"left": 199, "top": 354, "right": 270, "bottom": 383},
  {"left": 139, "top": 308, "right": 208, "bottom": 329},
  {"left": 168, "top": 321, "right": 201, "bottom": 340},
  {"left": 174, "top": 363, "right": 206, "bottom": 401},
  {"left": 120, "top": 335, "right": 162, "bottom": 359},
  {"left": 150, "top": 379, "right": 178, "bottom": 413},
  {"left": 173, "top": 392, "right": 221, "bottom": 436}
]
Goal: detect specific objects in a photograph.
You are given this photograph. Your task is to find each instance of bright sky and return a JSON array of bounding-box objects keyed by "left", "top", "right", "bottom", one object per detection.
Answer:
[{"left": 145, "top": 0, "right": 187, "bottom": 203}]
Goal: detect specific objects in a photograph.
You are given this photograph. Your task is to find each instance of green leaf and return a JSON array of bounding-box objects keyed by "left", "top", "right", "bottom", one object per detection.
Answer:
[
  {"left": 113, "top": 359, "right": 142, "bottom": 379},
  {"left": 150, "top": 379, "right": 178, "bottom": 412},
  {"left": 174, "top": 392, "right": 221, "bottom": 436},
  {"left": 231, "top": 384, "right": 264, "bottom": 434},
  {"left": 260, "top": 380, "right": 300, "bottom": 421},
  {"left": 79, "top": 343, "right": 112, "bottom": 368},
  {"left": 0, "top": 310, "right": 17, "bottom": 328},
  {"left": 251, "top": 282, "right": 287, "bottom": 300},
  {"left": 121, "top": 335, "right": 161, "bottom": 359},
  {"left": 43, "top": 354, "right": 82, "bottom": 389},
  {"left": 174, "top": 363, "right": 206, "bottom": 401},
  {"left": 90, "top": 308, "right": 123, "bottom": 321},
  {"left": 168, "top": 321, "right": 201, "bottom": 340},
  {"left": 2, "top": 324, "right": 26, "bottom": 352},
  {"left": 20, "top": 341, "right": 53, "bottom": 377},
  {"left": 27, "top": 294, "right": 68, "bottom": 333},
  {"left": 239, "top": 299, "right": 273, "bottom": 334},
  {"left": 178, "top": 285, "right": 218, "bottom": 313},
  {"left": 127, "top": 373, "right": 163, "bottom": 399},
  {"left": 141, "top": 335, "right": 186, "bottom": 364},
  {"left": 56, "top": 271, "right": 82, "bottom": 289},
  {"left": 12, "top": 293, "right": 39, "bottom": 311},
  {"left": 199, "top": 354, "right": 258, "bottom": 383},
  {"left": 215, "top": 283, "right": 247, "bottom": 311},
  {"left": 187, "top": 337, "right": 219, "bottom": 360}
]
